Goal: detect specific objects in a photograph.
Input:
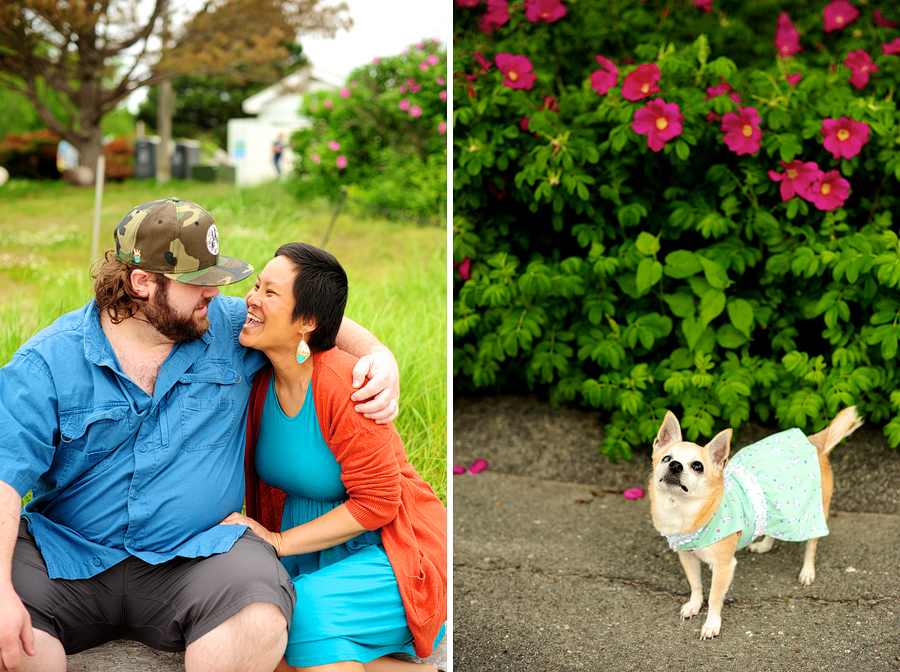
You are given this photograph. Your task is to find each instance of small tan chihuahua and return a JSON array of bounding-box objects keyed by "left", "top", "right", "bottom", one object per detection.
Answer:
[{"left": 649, "top": 407, "right": 862, "bottom": 639}]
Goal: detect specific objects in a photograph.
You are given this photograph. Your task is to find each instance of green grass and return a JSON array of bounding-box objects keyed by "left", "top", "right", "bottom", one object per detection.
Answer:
[{"left": 0, "top": 179, "right": 447, "bottom": 502}]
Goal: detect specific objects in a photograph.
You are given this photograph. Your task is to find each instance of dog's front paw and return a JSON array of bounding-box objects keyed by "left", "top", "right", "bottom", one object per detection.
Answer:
[
  {"left": 798, "top": 566, "right": 816, "bottom": 585},
  {"left": 680, "top": 600, "right": 702, "bottom": 620},
  {"left": 699, "top": 615, "right": 721, "bottom": 640},
  {"left": 748, "top": 535, "right": 774, "bottom": 554}
]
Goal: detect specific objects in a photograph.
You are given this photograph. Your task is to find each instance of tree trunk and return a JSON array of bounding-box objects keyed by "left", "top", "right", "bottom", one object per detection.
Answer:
[{"left": 70, "top": 126, "right": 104, "bottom": 182}]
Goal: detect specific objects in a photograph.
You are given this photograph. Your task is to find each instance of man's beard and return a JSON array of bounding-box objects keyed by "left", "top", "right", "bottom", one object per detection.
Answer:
[{"left": 143, "top": 277, "right": 211, "bottom": 344}]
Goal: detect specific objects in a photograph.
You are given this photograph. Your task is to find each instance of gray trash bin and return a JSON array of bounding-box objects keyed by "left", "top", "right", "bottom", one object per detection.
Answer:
[
  {"left": 133, "top": 139, "right": 159, "bottom": 179},
  {"left": 171, "top": 141, "right": 201, "bottom": 180}
]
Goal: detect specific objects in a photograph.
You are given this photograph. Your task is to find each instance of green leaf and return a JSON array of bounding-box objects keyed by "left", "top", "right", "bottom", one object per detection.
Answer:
[
  {"left": 663, "top": 292, "right": 696, "bottom": 318},
  {"left": 664, "top": 249, "right": 703, "bottom": 278},
  {"left": 699, "top": 289, "right": 726, "bottom": 327},
  {"left": 697, "top": 256, "right": 730, "bottom": 289},
  {"left": 635, "top": 232, "right": 660, "bottom": 256},
  {"left": 727, "top": 298, "right": 754, "bottom": 338},
  {"left": 636, "top": 258, "right": 663, "bottom": 295},
  {"left": 716, "top": 324, "right": 748, "bottom": 349}
]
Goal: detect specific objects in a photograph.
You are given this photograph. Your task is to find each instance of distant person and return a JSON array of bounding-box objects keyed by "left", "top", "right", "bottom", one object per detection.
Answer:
[
  {"left": 0, "top": 197, "right": 402, "bottom": 671},
  {"left": 221, "top": 242, "right": 447, "bottom": 672},
  {"left": 273, "top": 134, "right": 285, "bottom": 176}
]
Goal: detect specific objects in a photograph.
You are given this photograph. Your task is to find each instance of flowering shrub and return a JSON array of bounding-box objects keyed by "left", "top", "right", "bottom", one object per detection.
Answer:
[
  {"left": 453, "top": 0, "right": 900, "bottom": 460},
  {"left": 0, "top": 129, "right": 61, "bottom": 179},
  {"left": 290, "top": 40, "right": 447, "bottom": 218}
]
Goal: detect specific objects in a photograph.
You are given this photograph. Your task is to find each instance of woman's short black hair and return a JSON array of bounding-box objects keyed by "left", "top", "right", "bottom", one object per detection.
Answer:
[{"left": 275, "top": 242, "right": 348, "bottom": 352}]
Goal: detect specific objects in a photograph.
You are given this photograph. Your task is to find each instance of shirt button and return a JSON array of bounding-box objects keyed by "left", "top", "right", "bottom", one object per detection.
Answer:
[
  {"left": 127, "top": 540, "right": 135, "bottom": 548},
  {"left": 139, "top": 445, "right": 147, "bottom": 452},
  {"left": 93, "top": 558, "right": 101, "bottom": 567},
  {"left": 132, "top": 492, "right": 140, "bottom": 500}
]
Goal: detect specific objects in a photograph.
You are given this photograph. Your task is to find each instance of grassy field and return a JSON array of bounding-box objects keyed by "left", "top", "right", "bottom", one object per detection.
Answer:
[{"left": 0, "top": 179, "right": 448, "bottom": 501}]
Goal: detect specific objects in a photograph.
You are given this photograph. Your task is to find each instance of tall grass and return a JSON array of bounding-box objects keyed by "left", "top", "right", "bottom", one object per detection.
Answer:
[{"left": 0, "top": 180, "right": 447, "bottom": 501}]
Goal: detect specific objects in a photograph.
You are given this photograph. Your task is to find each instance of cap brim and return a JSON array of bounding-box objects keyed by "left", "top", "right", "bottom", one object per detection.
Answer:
[{"left": 164, "top": 255, "right": 254, "bottom": 286}]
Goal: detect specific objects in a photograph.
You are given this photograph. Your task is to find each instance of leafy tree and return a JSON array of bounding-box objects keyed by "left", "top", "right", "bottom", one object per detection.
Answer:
[{"left": 0, "top": 0, "right": 350, "bottom": 171}]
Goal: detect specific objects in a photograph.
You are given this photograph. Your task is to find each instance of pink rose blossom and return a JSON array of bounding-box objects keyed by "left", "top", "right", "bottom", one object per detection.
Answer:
[
  {"left": 787, "top": 72, "right": 803, "bottom": 86},
  {"left": 590, "top": 55, "right": 619, "bottom": 95},
  {"left": 373, "top": 57, "right": 381, "bottom": 65},
  {"left": 875, "top": 9, "right": 899, "bottom": 28},
  {"left": 720, "top": 106, "right": 762, "bottom": 155},
  {"left": 428, "top": 55, "right": 440, "bottom": 66},
  {"left": 411, "top": 83, "right": 421, "bottom": 93},
  {"left": 767, "top": 159, "right": 819, "bottom": 201},
  {"left": 419, "top": 62, "right": 429, "bottom": 71},
  {"left": 632, "top": 98, "right": 684, "bottom": 152},
  {"left": 399, "top": 99, "right": 410, "bottom": 111},
  {"left": 438, "top": 122, "right": 447, "bottom": 134},
  {"left": 524, "top": 0, "right": 567, "bottom": 23},
  {"left": 621, "top": 63, "right": 661, "bottom": 101},
  {"left": 823, "top": 1, "right": 859, "bottom": 32},
  {"left": 336, "top": 155, "right": 347, "bottom": 169},
  {"left": 437, "top": 77, "right": 445, "bottom": 85},
  {"left": 479, "top": 0, "right": 509, "bottom": 34},
  {"left": 323, "top": 99, "right": 333, "bottom": 110},
  {"left": 310, "top": 152, "right": 321, "bottom": 165},
  {"left": 456, "top": 0, "right": 482, "bottom": 6},
  {"left": 328, "top": 140, "right": 340, "bottom": 151},
  {"left": 340, "top": 88, "right": 350, "bottom": 99},
  {"left": 440, "top": 90, "right": 448, "bottom": 102},
  {"left": 496, "top": 53, "right": 538, "bottom": 90},
  {"left": 845, "top": 50, "right": 878, "bottom": 89},
  {"left": 402, "top": 49, "right": 409, "bottom": 55},
  {"left": 455, "top": 257, "right": 473, "bottom": 280},
  {"left": 400, "top": 84, "right": 408, "bottom": 93},
  {"left": 774, "top": 12, "right": 801, "bottom": 58},
  {"left": 416, "top": 42, "right": 424, "bottom": 50},
  {"left": 821, "top": 117, "right": 870, "bottom": 159},
  {"left": 694, "top": 0, "right": 713, "bottom": 13},
  {"left": 808, "top": 170, "right": 850, "bottom": 210},
  {"left": 883, "top": 38, "right": 900, "bottom": 56},
  {"left": 408, "top": 106, "right": 422, "bottom": 117}
]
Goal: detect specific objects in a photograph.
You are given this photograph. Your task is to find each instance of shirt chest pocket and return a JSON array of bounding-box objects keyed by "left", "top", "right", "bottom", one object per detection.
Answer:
[
  {"left": 59, "top": 404, "right": 133, "bottom": 469},
  {"left": 176, "top": 361, "right": 242, "bottom": 452}
]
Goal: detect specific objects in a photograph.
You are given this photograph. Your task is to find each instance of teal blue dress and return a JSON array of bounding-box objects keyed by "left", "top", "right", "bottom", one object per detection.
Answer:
[{"left": 255, "top": 377, "right": 420, "bottom": 667}]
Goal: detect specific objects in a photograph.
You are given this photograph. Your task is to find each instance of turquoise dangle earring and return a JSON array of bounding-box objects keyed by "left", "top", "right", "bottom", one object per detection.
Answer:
[{"left": 296, "top": 330, "right": 310, "bottom": 363}]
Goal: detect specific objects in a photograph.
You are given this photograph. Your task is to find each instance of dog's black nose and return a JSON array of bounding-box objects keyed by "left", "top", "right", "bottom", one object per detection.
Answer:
[{"left": 669, "top": 460, "right": 683, "bottom": 474}]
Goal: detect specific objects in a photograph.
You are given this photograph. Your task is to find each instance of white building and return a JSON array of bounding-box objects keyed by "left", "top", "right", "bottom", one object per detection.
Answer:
[{"left": 226, "top": 66, "right": 343, "bottom": 186}]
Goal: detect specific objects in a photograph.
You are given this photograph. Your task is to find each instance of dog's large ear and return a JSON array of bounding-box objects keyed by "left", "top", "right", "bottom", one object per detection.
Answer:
[
  {"left": 705, "top": 428, "right": 732, "bottom": 469},
  {"left": 653, "top": 411, "right": 682, "bottom": 456}
]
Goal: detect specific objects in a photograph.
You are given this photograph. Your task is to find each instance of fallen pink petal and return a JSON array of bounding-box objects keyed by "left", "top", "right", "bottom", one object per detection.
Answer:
[
  {"left": 468, "top": 458, "right": 489, "bottom": 474},
  {"left": 453, "top": 465, "right": 467, "bottom": 475},
  {"left": 623, "top": 488, "right": 644, "bottom": 500}
]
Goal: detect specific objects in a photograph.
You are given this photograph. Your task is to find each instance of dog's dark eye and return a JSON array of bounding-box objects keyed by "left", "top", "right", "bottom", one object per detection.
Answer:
[
  {"left": 662, "top": 455, "right": 671, "bottom": 463},
  {"left": 691, "top": 461, "right": 704, "bottom": 473}
]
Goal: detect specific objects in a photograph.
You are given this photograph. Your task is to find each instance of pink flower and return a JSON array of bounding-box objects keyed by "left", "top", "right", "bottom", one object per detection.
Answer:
[
  {"left": 632, "top": 98, "right": 684, "bottom": 152},
  {"left": 767, "top": 159, "right": 819, "bottom": 201},
  {"left": 437, "top": 77, "right": 445, "bottom": 85},
  {"left": 808, "top": 170, "right": 850, "bottom": 211},
  {"left": 704, "top": 81, "right": 736, "bottom": 101},
  {"left": 324, "top": 99, "right": 333, "bottom": 110},
  {"left": 694, "top": 0, "right": 713, "bottom": 13},
  {"left": 456, "top": 0, "right": 482, "bottom": 6},
  {"left": 328, "top": 140, "right": 340, "bottom": 151},
  {"left": 411, "top": 83, "right": 422, "bottom": 93},
  {"left": 720, "top": 107, "right": 762, "bottom": 155},
  {"left": 823, "top": 1, "right": 859, "bottom": 32},
  {"left": 310, "top": 152, "right": 321, "bottom": 165},
  {"left": 883, "top": 38, "right": 900, "bottom": 55},
  {"left": 416, "top": 42, "right": 424, "bottom": 50},
  {"left": 399, "top": 99, "right": 410, "bottom": 111},
  {"left": 495, "top": 53, "right": 538, "bottom": 90},
  {"left": 621, "top": 63, "right": 661, "bottom": 101},
  {"left": 821, "top": 117, "right": 870, "bottom": 159},
  {"left": 350, "top": 81, "right": 358, "bottom": 88},
  {"left": 875, "top": 9, "right": 899, "bottom": 28},
  {"left": 455, "top": 257, "right": 473, "bottom": 280},
  {"left": 340, "top": 88, "right": 350, "bottom": 99},
  {"left": 774, "top": 13, "right": 802, "bottom": 58},
  {"left": 519, "top": 116, "right": 530, "bottom": 131},
  {"left": 845, "top": 50, "right": 878, "bottom": 89},
  {"left": 409, "top": 106, "right": 422, "bottom": 118},
  {"left": 419, "top": 62, "right": 429, "bottom": 71},
  {"left": 400, "top": 85, "right": 408, "bottom": 93},
  {"left": 438, "top": 122, "right": 447, "bottom": 134},
  {"left": 787, "top": 72, "right": 803, "bottom": 86},
  {"left": 479, "top": 0, "right": 509, "bottom": 34},
  {"left": 427, "top": 55, "right": 439, "bottom": 66},
  {"left": 373, "top": 57, "right": 381, "bottom": 65},
  {"left": 440, "top": 90, "right": 448, "bottom": 102},
  {"left": 336, "top": 155, "right": 347, "bottom": 169},
  {"left": 524, "top": 0, "right": 567, "bottom": 23},
  {"left": 590, "top": 55, "right": 619, "bottom": 95}
]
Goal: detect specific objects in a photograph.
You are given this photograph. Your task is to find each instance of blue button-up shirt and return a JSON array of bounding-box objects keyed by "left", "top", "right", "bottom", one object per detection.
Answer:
[{"left": 0, "top": 296, "right": 266, "bottom": 579}]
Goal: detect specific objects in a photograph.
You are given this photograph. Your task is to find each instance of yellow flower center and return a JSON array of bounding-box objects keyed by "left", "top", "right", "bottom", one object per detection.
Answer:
[
  {"left": 821, "top": 183, "right": 832, "bottom": 195},
  {"left": 837, "top": 129, "right": 850, "bottom": 141},
  {"left": 656, "top": 117, "right": 669, "bottom": 130},
  {"left": 742, "top": 124, "right": 753, "bottom": 137},
  {"left": 787, "top": 169, "right": 798, "bottom": 179},
  {"left": 510, "top": 71, "right": 519, "bottom": 81},
  {"left": 641, "top": 83, "right": 650, "bottom": 93},
  {"left": 836, "top": 16, "right": 844, "bottom": 25}
]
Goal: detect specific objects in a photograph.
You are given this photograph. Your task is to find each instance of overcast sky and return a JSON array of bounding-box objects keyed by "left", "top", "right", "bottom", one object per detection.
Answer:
[{"left": 302, "top": 0, "right": 449, "bottom": 79}]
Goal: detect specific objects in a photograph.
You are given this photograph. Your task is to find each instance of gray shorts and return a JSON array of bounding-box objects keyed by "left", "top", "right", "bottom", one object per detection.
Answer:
[{"left": 12, "top": 518, "right": 296, "bottom": 654}]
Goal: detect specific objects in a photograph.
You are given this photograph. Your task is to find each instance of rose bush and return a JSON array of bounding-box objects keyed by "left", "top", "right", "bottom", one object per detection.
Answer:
[
  {"left": 290, "top": 40, "right": 447, "bottom": 218},
  {"left": 453, "top": 0, "right": 900, "bottom": 460}
]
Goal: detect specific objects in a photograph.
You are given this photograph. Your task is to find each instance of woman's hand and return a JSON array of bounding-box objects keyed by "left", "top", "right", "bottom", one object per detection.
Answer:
[
  {"left": 220, "top": 513, "right": 284, "bottom": 555},
  {"left": 350, "top": 350, "right": 400, "bottom": 424}
]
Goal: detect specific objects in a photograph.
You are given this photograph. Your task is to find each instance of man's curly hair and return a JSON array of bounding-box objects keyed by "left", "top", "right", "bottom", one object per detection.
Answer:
[{"left": 92, "top": 250, "right": 162, "bottom": 324}]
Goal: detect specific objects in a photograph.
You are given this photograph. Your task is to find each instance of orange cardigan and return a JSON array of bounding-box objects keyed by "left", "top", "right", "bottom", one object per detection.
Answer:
[{"left": 243, "top": 349, "right": 447, "bottom": 657}]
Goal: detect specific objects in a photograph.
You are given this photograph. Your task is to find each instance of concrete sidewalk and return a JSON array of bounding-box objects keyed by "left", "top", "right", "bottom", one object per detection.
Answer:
[{"left": 453, "top": 395, "right": 900, "bottom": 672}]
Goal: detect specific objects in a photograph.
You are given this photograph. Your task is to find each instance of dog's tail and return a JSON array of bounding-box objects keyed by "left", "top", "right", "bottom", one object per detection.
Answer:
[{"left": 807, "top": 406, "right": 864, "bottom": 456}]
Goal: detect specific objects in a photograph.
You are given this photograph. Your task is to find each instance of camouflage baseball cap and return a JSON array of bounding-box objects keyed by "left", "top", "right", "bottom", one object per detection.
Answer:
[{"left": 113, "top": 197, "right": 252, "bottom": 286}]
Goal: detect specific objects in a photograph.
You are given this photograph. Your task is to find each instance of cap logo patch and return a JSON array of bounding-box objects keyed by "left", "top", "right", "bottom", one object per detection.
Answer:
[
  {"left": 133, "top": 249, "right": 141, "bottom": 263},
  {"left": 206, "top": 224, "right": 220, "bottom": 255}
]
